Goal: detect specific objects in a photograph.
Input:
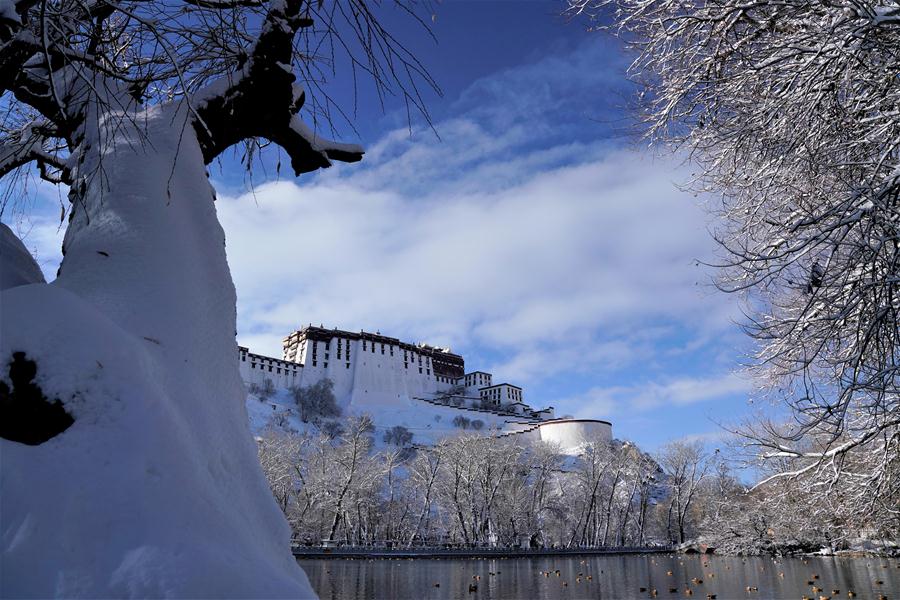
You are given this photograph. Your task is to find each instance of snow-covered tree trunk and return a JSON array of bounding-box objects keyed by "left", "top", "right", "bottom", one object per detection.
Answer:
[
  {"left": 0, "top": 0, "right": 436, "bottom": 593},
  {"left": 1, "top": 100, "right": 319, "bottom": 596}
]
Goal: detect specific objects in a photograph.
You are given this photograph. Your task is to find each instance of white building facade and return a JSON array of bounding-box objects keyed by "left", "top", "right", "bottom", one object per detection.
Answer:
[
  {"left": 239, "top": 346, "right": 303, "bottom": 390},
  {"left": 241, "top": 325, "right": 562, "bottom": 425},
  {"left": 267, "top": 326, "right": 469, "bottom": 409},
  {"left": 479, "top": 383, "right": 523, "bottom": 408}
]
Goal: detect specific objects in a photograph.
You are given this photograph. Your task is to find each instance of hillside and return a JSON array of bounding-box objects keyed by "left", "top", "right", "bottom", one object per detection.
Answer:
[{"left": 246, "top": 388, "right": 535, "bottom": 449}]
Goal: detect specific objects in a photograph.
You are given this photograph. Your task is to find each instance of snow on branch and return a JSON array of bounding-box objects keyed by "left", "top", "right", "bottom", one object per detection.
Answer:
[
  {"left": 0, "top": 120, "right": 70, "bottom": 184},
  {"left": 0, "top": 0, "right": 433, "bottom": 182},
  {"left": 191, "top": 0, "right": 364, "bottom": 173},
  {"left": 286, "top": 115, "right": 363, "bottom": 166}
]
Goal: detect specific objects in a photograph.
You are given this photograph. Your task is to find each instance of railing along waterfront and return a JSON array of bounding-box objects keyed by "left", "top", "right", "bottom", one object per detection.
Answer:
[{"left": 291, "top": 544, "right": 674, "bottom": 559}]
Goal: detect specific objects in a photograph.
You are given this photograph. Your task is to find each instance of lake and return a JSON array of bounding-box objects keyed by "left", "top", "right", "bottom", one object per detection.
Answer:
[{"left": 299, "top": 553, "right": 899, "bottom": 599}]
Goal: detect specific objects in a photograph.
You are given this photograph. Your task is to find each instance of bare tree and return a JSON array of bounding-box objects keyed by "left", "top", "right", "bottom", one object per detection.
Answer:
[
  {"left": 319, "top": 419, "right": 344, "bottom": 440},
  {"left": 659, "top": 440, "right": 708, "bottom": 544},
  {"left": 249, "top": 378, "right": 276, "bottom": 400},
  {"left": 573, "top": 0, "right": 900, "bottom": 524},
  {"left": 383, "top": 425, "right": 413, "bottom": 447},
  {"left": 324, "top": 414, "right": 376, "bottom": 542},
  {"left": 568, "top": 439, "right": 616, "bottom": 547},
  {"left": 291, "top": 378, "right": 340, "bottom": 423},
  {"left": 405, "top": 442, "right": 443, "bottom": 546},
  {"left": 256, "top": 430, "right": 301, "bottom": 513},
  {"left": 452, "top": 415, "right": 471, "bottom": 430}
]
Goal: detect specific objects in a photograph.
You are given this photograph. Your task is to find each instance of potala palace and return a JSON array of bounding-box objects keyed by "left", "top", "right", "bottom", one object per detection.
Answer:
[{"left": 240, "top": 325, "right": 612, "bottom": 453}]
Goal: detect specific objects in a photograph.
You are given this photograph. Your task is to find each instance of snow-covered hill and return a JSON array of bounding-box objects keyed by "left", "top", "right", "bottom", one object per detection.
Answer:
[{"left": 247, "top": 388, "right": 531, "bottom": 448}]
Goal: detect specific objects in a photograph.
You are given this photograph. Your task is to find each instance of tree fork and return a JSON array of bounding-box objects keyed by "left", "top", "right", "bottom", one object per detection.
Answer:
[{"left": 193, "top": 0, "right": 362, "bottom": 175}]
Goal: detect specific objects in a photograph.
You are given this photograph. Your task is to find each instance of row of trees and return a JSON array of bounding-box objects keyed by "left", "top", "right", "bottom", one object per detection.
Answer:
[
  {"left": 259, "top": 420, "right": 900, "bottom": 551},
  {"left": 257, "top": 422, "right": 727, "bottom": 548}
]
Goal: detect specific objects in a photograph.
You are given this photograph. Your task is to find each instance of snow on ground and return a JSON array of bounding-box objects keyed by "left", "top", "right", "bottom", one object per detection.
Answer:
[
  {"left": 0, "top": 223, "right": 45, "bottom": 289},
  {"left": 1, "top": 105, "right": 313, "bottom": 598},
  {"left": 249, "top": 387, "right": 528, "bottom": 448}
]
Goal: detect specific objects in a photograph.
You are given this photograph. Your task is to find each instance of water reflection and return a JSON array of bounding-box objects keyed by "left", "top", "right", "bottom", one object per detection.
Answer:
[{"left": 299, "top": 554, "right": 899, "bottom": 600}]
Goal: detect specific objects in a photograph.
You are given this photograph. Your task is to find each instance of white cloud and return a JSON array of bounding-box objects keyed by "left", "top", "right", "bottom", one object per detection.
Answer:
[
  {"left": 672, "top": 430, "right": 733, "bottom": 447},
  {"left": 570, "top": 372, "right": 753, "bottom": 419},
  {"left": 217, "top": 146, "right": 734, "bottom": 371},
  {"left": 210, "top": 38, "right": 744, "bottom": 392}
]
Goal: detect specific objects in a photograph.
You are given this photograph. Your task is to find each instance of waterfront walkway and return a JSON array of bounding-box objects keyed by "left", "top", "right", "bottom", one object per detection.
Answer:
[{"left": 292, "top": 545, "right": 673, "bottom": 559}]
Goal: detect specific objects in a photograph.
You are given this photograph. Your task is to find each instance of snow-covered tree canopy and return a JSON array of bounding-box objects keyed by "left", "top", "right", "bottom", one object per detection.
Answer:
[
  {"left": 570, "top": 0, "right": 900, "bottom": 518},
  {"left": 0, "top": 0, "right": 434, "bottom": 196}
]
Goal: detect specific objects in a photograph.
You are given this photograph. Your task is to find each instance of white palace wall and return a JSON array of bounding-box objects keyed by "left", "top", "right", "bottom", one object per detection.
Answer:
[
  {"left": 238, "top": 347, "right": 302, "bottom": 390},
  {"left": 259, "top": 335, "right": 456, "bottom": 410},
  {"left": 321, "top": 338, "right": 445, "bottom": 409}
]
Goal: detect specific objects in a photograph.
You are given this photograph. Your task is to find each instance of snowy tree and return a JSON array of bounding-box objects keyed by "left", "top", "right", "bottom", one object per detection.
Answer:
[
  {"left": 573, "top": 0, "right": 900, "bottom": 523},
  {"left": 383, "top": 424, "right": 413, "bottom": 446},
  {"left": 256, "top": 425, "right": 690, "bottom": 549},
  {"left": 291, "top": 378, "right": 340, "bottom": 423},
  {"left": 0, "top": 0, "right": 434, "bottom": 595},
  {"left": 257, "top": 430, "right": 303, "bottom": 513},
  {"left": 323, "top": 415, "right": 377, "bottom": 542},
  {"left": 521, "top": 442, "right": 565, "bottom": 546},
  {"left": 568, "top": 439, "right": 617, "bottom": 546},
  {"left": 250, "top": 378, "right": 276, "bottom": 400},
  {"left": 452, "top": 415, "right": 471, "bottom": 429},
  {"left": 658, "top": 441, "right": 708, "bottom": 544},
  {"left": 319, "top": 418, "right": 344, "bottom": 439}
]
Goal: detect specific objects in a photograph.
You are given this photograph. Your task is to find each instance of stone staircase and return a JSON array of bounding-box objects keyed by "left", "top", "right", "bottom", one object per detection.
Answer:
[
  {"left": 411, "top": 396, "right": 547, "bottom": 444},
  {"left": 492, "top": 423, "right": 542, "bottom": 440},
  {"left": 413, "top": 395, "right": 542, "bottom": 422}
]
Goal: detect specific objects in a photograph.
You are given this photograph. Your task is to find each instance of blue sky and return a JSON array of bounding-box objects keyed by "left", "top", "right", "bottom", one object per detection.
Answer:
[{"left": 9, "top": 0, "right": 757, "bottom": 452}]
